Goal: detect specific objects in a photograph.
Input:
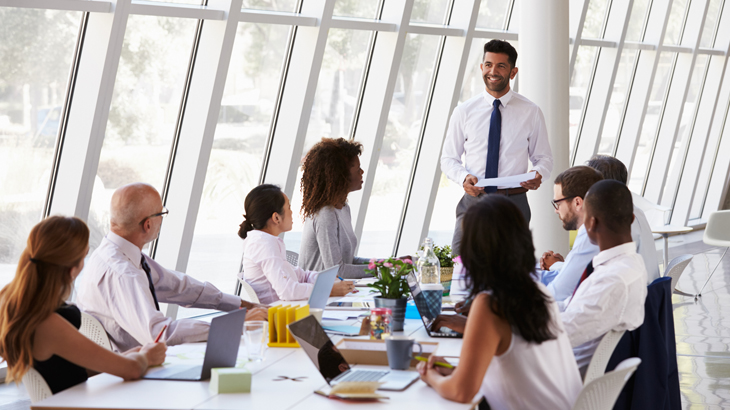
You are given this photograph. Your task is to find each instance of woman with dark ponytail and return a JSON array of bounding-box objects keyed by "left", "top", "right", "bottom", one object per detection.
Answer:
[
  {"left": 0, "top": 216, "right": 166, "bottom": 396},
  {"left": 239, "top": 185, "right": 354, "bottom": 304},
  {"left": 417, "top": 196, "right": 581, "bottom": 409}
]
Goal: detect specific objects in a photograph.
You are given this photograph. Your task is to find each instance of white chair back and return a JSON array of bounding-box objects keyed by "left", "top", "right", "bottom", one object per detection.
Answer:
[
  {"left": 80, "top": 312, "right": 113, "bottom": 350},
  {"left": 583, "top": 329, "right": 626, "bottom": 385},
  {"left": 572, "top": 358, "right": 641, "bottom": 410},
  {"left": 285, "top": 251, "right": 299, "bottom": 267},
  {"left": 703, "top": 210, "right": 730, "bottom": 247},
  {"left": 237, "top": 278, "right": 260, "bottom": 304},
  {"left": 664, "top": 254, "right": 693, "bottom": 292},
  {"left": 22, "top": 367, "right": 52, "bottom": 403}
]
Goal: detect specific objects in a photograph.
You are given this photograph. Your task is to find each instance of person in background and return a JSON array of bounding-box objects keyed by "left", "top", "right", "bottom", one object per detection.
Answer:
[
  {"left": 418, "top": 196, "right": 581, "bottom": 409},
  {"left": 77, "top": 183, "right": 268, "bottom": 352},
  {"left": 538, "top": 166, "right": 604, "bottom": 306},
  {"left": 586, "top": 154, "right": 661, "bottom": 282},
  {"left": 560, "top": 180, "right": 648, "bottom": 376},
  {"left": 298, "top": 138, "right": 373, "bottom": 279},
  {"left": 239, "top": 184, "right": 354, "bottom": 304},
  {"left": 440, "top": 39, "right": 553, "bottom": 256},
  {"left": 0, "top": 216, "right": 166, "bottom": 395}
]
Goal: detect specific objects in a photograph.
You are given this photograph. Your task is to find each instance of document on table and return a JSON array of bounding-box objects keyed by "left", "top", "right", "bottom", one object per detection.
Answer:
[{"left": 475, "top": 171, "right": 536, "bottom": 188}]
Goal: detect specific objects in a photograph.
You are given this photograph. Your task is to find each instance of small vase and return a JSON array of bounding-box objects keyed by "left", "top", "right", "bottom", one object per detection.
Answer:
[
  {"left": 373, "top": 297, "right": 408, "bottom": 331},
  {"left": 440, "top": 267, "right": 454, "bottom": 296}
]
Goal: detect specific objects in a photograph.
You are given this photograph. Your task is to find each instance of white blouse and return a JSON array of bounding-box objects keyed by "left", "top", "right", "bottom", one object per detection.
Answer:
[
  {"left": 479, "top": 284, "right": 582, "bottom": 410},
  {"left": 241, "top": 230, "right": 318, "bottom": 304}
]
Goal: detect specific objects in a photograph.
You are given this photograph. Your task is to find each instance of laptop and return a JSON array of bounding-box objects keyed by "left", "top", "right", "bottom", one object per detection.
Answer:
[
  {"left": 406, "top": 273, "right": 463, "bottom": 339},
  {"left": 143, "top": 308, "right": 247, "bottom": 381},
  {"left": 288, "top": 315, "right": 420, "bottom": 391},
  {"left": 308, "top": 265, "right": 339, "bottom": 310}
]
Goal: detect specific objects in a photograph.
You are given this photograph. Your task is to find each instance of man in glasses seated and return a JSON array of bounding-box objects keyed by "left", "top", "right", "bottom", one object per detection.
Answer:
[
  {"left": 538, "top": 166, "right": 604, "bottom": 308},
  {"left": 77, "top": 183, "right": 268, "bottom": 351}
]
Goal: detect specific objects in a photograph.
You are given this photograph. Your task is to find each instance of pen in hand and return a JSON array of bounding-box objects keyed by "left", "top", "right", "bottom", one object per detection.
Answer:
[
  {"left": 154, "top": 325, "right": 168, "bottom": 343},
  {"left": 414, "top": 356, "right": 454, "bottom": 368}
]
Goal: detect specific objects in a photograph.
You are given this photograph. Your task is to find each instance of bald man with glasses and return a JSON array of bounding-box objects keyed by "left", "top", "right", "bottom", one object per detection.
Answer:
[{"left": 77, "top": 183, "right": 268, "bottom": 351}]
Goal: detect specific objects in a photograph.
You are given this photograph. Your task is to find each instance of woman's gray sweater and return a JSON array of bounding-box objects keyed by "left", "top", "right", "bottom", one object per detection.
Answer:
[{"left": 298, "top": 204, "right": 371, "bottom": 279}]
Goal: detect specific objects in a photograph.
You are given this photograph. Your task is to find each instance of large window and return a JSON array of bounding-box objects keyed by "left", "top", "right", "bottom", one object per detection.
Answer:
[
  {"left": 183, "top": 23, "right": 292, "bottom": 304},
  {"left": 359, "top": 34, "right": 441, "bottom": 257},
  {"left": 87, "top": 16, "right": 197, "bottom": 250},
  {"left": 0, "top": 8, "right": 82, "bottom": 286}
]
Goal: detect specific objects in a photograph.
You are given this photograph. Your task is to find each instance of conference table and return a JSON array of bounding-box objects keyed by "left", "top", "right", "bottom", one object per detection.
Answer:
[{"left": 31, "top": 300, "right": 475, "bottom": 410}]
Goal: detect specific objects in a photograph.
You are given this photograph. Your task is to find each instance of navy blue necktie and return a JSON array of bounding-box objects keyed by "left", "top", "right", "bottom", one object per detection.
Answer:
[{"left": 485, "top": 99, "right": 501, "bottom": 194}]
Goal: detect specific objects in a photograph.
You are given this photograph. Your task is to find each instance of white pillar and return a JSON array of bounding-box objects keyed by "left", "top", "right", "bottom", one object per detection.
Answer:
[{"left": 520, "top": 0, "right": 570, "bottom": 256}]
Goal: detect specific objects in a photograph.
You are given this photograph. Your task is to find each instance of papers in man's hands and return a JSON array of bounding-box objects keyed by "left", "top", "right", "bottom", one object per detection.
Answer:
[
  {"left": 475, "top": 171, "right": 536, "bottom": 188},
  {"left": 315, "top": 382, "right": 388, "bottom": 401}
]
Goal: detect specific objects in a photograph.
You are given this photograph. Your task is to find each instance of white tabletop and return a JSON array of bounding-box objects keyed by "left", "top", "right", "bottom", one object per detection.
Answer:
[
  {"left": 31, "top": 317, "right": 473, "bottom": 410},
  {"left": 650, "top": 225, "right": 692, "bottom": 234}
]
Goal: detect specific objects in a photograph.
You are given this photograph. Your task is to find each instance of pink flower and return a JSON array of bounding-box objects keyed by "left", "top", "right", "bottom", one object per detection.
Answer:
[
  {"left": 368, "top": 262, "right": 376, "bottom": 270},
  {"left": 453, "top": 255, "right": 462, "bottom": 264},
  {"left": 404, "top": 259, "right": 413, "bottom": 265},
  {"left": 370, "top": 258, "right": 376, "bottom": 264},
  {"left": 378, "top": 259, "right": 384, "bottom": 263},
  {"left": 383, "top": 262, "right": 393, "bottom": 268}
]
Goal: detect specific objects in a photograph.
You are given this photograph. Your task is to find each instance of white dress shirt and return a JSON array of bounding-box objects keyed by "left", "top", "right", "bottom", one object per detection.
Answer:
[
  {"left": 241, "top": 230, "right": 318, "bottom": 305},
  {"left": 441, "top": 89, "right": 553, "bottom": 187},
  {"left": 76, "top": 232, "right": 241, "bottom": 351},
  {"left": 560, "top": 242, "right": 648, "bottom": 373}
]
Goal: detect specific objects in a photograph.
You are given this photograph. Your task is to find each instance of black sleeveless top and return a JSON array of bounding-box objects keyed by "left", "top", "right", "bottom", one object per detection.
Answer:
[{"left": 33, "top": 304, "right": 89, "bottom": 394}]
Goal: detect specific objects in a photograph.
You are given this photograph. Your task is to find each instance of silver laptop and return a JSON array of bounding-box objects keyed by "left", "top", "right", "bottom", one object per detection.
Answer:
[
  {"left": 308, "top": 265, "right": 339, "bottom": 310},
  {"left": 288, "top": 315, "right": 419, "bottom": 391},
  {"left": 143, "top": 308, "right": 247, "bottom": 381}
]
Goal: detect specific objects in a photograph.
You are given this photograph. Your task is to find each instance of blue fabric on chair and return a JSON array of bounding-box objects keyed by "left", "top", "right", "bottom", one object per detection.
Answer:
[{"left": 605, "top": 276, "right": 681, "bottom": 410}]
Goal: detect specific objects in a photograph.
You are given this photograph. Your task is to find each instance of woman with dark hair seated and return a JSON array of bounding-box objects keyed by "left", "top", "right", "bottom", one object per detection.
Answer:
[
  {"left": 298, "top": 138, "right": 372, "bottom": 279},
  {"left": 417, "top": 196, "right": 582, "bottom": 409},
  {"left": 0, "top": 216, "right": 166, "bottom": 395},
  {"left": 239, "top": 184, "right": 354, "bottom": 304}
]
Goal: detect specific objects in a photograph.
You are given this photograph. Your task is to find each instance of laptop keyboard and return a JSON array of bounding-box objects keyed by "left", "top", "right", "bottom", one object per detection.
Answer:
[{"left": 338, "top": 370, "right": 389, "bottom": 382}]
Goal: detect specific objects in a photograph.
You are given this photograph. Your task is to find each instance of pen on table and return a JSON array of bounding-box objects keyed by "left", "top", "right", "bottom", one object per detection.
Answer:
[
  {"left": 414, "top": 356, "right": 454, "bottom": 369},
  {"left": 154, "top": 325, "right": 168, "bottom": 343}
]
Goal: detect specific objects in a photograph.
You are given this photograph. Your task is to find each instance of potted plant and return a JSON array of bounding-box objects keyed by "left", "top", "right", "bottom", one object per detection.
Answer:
[{"left": 365, "top": 257, "right": 415, "bottom": 331}]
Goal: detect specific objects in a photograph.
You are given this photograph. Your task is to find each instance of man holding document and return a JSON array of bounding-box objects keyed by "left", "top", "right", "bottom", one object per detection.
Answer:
[{"left": 441, "top": 39, "right": 553, "bottom": 255}]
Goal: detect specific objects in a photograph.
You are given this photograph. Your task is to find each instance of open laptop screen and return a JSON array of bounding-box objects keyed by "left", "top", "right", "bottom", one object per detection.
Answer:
[
  {"left": 406, "top": 273, "right": 442, "bottom": 329},
  {"left": 288, "top": 315, "right": 351, "bottom": 383}
]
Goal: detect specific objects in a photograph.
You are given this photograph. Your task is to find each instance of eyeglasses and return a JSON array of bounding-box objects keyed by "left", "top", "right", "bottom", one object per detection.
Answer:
[
  {"left": 551, "top": 196, "right": 577, "bottom": 210},
  {"left": 139, "top": 207, "right": 169, "bottom": 225}
]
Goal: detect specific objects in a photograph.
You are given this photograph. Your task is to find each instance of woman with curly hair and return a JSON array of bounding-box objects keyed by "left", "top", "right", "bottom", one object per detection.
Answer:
[
  {"left": 0, "top": 216, "right": 166, "bottom": 396},
  {"left": 298, "top": 138, "right": 372, "bottom": 279}
]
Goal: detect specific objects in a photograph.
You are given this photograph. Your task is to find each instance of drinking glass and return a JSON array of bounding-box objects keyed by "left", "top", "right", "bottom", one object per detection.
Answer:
[{"left": 243, "top": 321, "right": 267, "bottom": 362}]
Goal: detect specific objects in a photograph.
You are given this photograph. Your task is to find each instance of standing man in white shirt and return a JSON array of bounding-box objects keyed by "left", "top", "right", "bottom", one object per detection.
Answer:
[
  {"left": 77, "top": 183, "right": 268, "bottom": 351},
  {"left": 441, "top": 39, "right": 553, "bottom": 255},
  {"left": 560, "top": 180, "right": 648, "bottom": 376}
]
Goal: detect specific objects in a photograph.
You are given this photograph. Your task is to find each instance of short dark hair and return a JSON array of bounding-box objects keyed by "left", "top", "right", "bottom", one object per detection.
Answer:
[
  {"left": 554, "top": 166, "right": 604, "bottom": 199},
  {"left": 586, "top": 155, "right": 628, "bottom": 185},
  {"left": 238, "top": 184, "right": 285, "bottom": 239},
  {"left": 461, "top": 195, "right": 556, "bottom": 344},
  {"left": 584, "top": 180, "right": 634, "bottom": 234},
  {"left": 483, "top": 39, "right": 518, "bottom": 68}
]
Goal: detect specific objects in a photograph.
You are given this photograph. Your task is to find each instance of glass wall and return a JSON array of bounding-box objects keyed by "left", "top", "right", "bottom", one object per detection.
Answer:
[
  {"left": 0, "top": 8, "right": 82, "bottom": 286},
  {"left": 1, "top": 0, "right": 729, "bottom": 297}
]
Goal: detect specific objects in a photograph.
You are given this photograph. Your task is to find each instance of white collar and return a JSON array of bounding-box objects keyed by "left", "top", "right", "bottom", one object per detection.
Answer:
[
  {"left": 592, "top": 242, "right": 636, "bottom": 268},
  {"left": 106, "top": 231, "right": 143, "bottom": 269},
  {"left": 482, "top": 88, "right": 514, "bottom": 107}
]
